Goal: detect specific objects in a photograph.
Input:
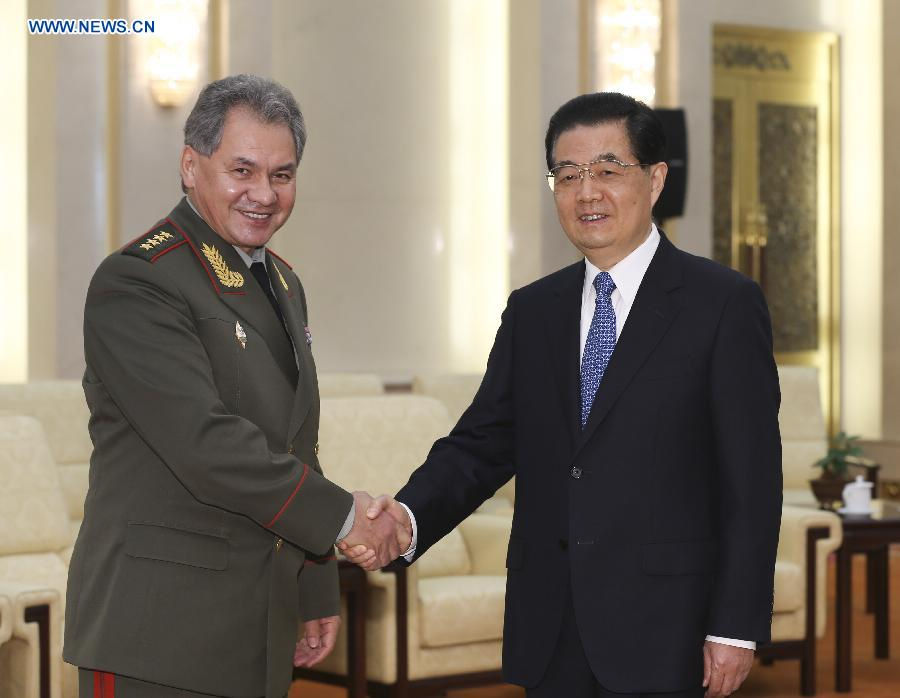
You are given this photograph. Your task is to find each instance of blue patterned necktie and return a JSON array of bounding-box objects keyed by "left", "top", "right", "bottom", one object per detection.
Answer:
[{"left": 580, "top": 271, "right": 617, "bottom": 429}]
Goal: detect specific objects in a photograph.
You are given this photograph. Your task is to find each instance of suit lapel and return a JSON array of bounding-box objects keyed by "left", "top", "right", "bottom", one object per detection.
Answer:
[
  {"left": 546, "top": 261, "right": 585, "bottom": 452},
  {"left": 266, "top": 253, "right": 316, "bottom": 440},
  {"left": 168, "top": 199, "right": 298, "bottom": 386},
  {"left": 573, "top": 234, "right": 684, "bottom": 460}
]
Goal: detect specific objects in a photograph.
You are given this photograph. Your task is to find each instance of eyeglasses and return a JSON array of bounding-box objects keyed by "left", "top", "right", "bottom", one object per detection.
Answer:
[{"left": 546, "top": 157, "right": 649, "bottom": 192}]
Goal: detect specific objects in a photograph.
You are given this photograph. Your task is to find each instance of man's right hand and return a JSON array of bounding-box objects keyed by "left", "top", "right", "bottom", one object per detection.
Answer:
[
  {"left": 339, "top": 494, "right": 412, "bottom": 571},
  {"left": 339, "top": 492, "right": 411, "bottom": 569}
]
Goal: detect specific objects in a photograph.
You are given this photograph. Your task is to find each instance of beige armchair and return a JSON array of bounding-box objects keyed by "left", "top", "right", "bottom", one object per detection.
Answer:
[
  {"left": 318, "top": 372, "right": 385, "bottom": 398},
  {"left": 295, "top": 395, "right": 511, "bottom": 696},
  {"left": 756, "top": 504, "right": 842, "bottom": 695},
  {"left": 0, "top": 415, "right": 76, "bottom": 698},
  {"left": 0, "top": 381, "right": 92, "bottom": 536},
  {"left": 778, "top": 366, "right": 828, "bottom": 506},
  {"left": 412, "top": 374, "right": 514, "bottom": 514}
]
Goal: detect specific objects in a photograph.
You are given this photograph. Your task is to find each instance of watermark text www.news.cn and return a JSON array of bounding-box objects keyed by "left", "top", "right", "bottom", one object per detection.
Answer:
[{"left": 28, "top": 18, "right": 155, "bottom": 35}]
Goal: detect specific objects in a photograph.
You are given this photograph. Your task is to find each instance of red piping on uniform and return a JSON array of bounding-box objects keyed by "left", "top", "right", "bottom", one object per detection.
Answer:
[
  {"left": 267, "top": 249, "right": 293, "bottom": 269},
  {"left": 94, "top": 671, "right": 115, "bottom": 697},
  {"left": 266, "top": 463, "right": 309, "bottom": 528},
  {"left": 167, "top": 217, "right": 222, "bottom": 295},
  {"left": 149, "top": 239, "right": 188, "bottom": 263}
]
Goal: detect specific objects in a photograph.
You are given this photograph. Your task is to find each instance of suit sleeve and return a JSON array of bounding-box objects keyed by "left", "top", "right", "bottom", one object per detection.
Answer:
[
  {"left": 396, "top": 293, "right": 518, "bottom": 560},
  {"left": 706, "top": 277, "right": 783, "bottom": 642},
  {"left": 298, "top": 555, "right": 341, "bottom": 621},
  {"left": 84, "top": 254, "right": 353, "bottom": 555}
]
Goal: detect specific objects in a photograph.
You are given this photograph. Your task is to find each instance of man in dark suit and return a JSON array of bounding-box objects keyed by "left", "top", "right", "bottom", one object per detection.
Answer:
[
  {"left": 343, "top": 93, "right": 782, "bottom": 697},
  {"left": 64, "top": 75, "right": 406, "bottom": 698}
]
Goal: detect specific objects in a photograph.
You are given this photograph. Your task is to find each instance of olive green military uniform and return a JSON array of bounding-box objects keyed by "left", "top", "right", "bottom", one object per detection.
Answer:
[{"left": 64, "top": 198, "right": 353, "bottom": 697}]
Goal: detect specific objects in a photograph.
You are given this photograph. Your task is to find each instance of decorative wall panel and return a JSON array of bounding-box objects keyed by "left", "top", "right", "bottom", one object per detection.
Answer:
[{"left": 758, "top": 103, "right": 818, "bottom": 353}]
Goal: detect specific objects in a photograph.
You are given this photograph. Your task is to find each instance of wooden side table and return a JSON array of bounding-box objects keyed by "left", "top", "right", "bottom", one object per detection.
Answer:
[{"left": 834, "top": 508, "right": 900, "bottom": 692}]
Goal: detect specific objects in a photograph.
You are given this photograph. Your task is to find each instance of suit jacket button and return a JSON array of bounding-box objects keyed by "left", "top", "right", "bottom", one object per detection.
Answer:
[
  {"left": 288, "top": 445, "right": 295, "bottom": 455},
  {"left": 558, "top": 539, "right": 568, "bottom": 551},
  {"left": 571, "top": 466, "right": 582, "bottom": 479},
  {"left": 275, "top": 538, "right": 284, "bottom": 551},
  {"left": 314, "top": 442, "right": 320, "bottom": 456}
]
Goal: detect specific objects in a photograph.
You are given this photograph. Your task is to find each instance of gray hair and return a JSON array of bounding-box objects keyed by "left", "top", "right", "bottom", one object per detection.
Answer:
[{"left": 184, "top": 74, "right": 306, "bottom": 163}]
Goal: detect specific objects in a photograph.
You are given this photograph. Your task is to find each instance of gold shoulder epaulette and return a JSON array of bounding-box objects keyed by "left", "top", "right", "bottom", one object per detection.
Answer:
[{"left": 122, "top": 225, "right": 186, "bottom": 263}]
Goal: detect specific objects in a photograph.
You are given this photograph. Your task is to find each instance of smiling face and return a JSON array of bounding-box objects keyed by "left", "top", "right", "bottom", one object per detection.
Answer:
[
  {"left": 551, "top": 120, "right": 667, "bottom": 270},
  {"left": 180, "top": 106, "right": 298, "bottom": 253}
]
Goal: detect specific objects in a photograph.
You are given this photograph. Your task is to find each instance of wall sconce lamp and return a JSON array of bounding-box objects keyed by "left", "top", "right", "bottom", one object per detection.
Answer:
[
  {"left": 140, "top": 0, "right": 206, "bottom": 107},
  {"left": 593, "top": 0, "right": 661, "bottom": 105}
]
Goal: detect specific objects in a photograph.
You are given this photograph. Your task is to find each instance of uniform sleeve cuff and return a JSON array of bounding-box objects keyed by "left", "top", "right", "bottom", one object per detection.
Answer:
[{"left": 335, "top": 500, "right": 355, "bottom": 543}]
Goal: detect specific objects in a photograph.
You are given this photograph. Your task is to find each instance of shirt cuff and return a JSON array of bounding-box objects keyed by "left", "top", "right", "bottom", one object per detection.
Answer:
[
  {"left": 398, "top": 501, "right": 418, "bottom": 561},
  {"left": 705, "top": 635, "right": 756, "bottom": 650},
  {"left": 335, "top": 500, "right": 355, "bottom": 543}
]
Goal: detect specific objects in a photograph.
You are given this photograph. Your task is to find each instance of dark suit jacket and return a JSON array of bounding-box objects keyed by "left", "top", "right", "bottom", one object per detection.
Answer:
[
  {"left": 396, "top": 234, "right": 782, "bottom": 693},
  {"left": 64, "top": 198, "right": 353, "bottom": 698}
]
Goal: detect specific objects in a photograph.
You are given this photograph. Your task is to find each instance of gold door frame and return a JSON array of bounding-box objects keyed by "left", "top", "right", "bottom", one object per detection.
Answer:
[{"left": 714, "top": 25, "right": 841, "bottom": 435}]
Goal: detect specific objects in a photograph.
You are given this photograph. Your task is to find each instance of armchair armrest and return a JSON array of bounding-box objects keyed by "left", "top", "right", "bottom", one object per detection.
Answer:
[
  {"left": 777, "top": 506, "right": 842, "bottom": 639},
  {"left": 0, "top": 580, "right": 61, "bottom": 698},
  {"left": 778, "top": 506, "right": 842, "bottom": 563},
  {"left": 0, "top": 592, "right": 11, "bottom": 646},
  {"left": 458, "top": 513, "right": 512, "bottom": 576}
]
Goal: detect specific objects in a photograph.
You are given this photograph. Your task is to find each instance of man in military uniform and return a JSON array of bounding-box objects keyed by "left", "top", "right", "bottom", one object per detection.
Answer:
[{"left": 64, "top": 75, "right": 406, "bottom": 697}]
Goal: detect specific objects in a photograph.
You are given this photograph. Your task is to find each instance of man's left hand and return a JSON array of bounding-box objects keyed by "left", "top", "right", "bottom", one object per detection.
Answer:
[
  {"left": 703, "top": 641, "right": 753, "bottom": 697},
  {"left": 703, "top": 640, "right": 753, "bottom": 698},
  {"left": 294, "top": 615, "right": 341, "bottom": 667}
]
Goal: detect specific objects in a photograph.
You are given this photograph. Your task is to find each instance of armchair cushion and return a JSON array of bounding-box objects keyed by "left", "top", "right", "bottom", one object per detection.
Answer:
[
  {"left": 0, "top": 381, "right": 92, "bottom": 522},
  {"left": 417, "top": 529, "right": 471, "bottom": 579},
  {"left": 0, "top": 416, "right": 70, "bottom": 556},
  {"left": 457, "top": 513, "right": 512, "bottom": 576},
  {"left": 777, "top": 366, "right": 827, "bottom": 491},
  {"left": 317, "top": 395, "right": 452, "bottom": 496},
  {"left": 418, "top": 575, "right": 506, "bottom": 648}
]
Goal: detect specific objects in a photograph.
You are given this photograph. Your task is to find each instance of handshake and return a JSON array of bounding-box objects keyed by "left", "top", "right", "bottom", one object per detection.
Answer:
[{"left": 337, "top": 491, "right": 412, "bottom": 571}]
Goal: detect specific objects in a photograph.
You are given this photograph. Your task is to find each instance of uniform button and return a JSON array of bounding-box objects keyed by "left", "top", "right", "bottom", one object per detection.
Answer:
[
  {"left": 314, "top": 442, "right": 320, "bottom": 456},
  {"left": 288, "top": 445, "right": 295, "bottom": 455},
  {"left": 558, "top": 539, "right": 568, "bottom": 551},
  {"left": 571, "top": 466, "right": 582, "bottom": 479},
  {"left": 275, "top": 538, "right": 284, "bottom": 551}
]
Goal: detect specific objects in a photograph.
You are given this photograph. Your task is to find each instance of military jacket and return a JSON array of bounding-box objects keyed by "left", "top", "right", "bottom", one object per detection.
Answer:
[{"left": 64, "top": 198, "right": 353, "bottom": 698}]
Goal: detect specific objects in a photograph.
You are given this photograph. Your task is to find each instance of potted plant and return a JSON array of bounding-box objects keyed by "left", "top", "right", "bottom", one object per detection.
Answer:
[{"left": 810, "top": 431, "right": 863, "bottom": 509}]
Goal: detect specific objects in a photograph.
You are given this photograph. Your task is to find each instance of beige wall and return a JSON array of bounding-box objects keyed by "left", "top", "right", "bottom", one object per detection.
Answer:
[
  {"left": 18, "top": 0, "right": 900, "bottom": 441},
  {"left": 54, "top": 0, "right": 114, "bottom": 378},
  {"left": 883, "top": 0, "right": 900, "bottom": 442}
]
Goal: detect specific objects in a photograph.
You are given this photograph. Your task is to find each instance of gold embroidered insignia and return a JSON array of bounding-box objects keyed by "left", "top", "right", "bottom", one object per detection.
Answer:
[
  {"left": 124, "top": 227, "right": 184, "bottom": 262},
  {"left": 201, "top": 243, "right": 244, "bottom": 288},
  {"left": 139, "top": 231, "right": 174, "bottom": 251},
  {"left": 235, "top": 321, "right": 247, "bottom": 349},
  {"left": 275, "top": 265, "right": 290, "bottom": 292}
]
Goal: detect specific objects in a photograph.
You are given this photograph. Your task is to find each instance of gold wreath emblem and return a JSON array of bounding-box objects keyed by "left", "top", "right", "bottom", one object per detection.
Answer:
[
  {"left": 201, "top": 243, "right": 244, "bottom": 288},
  {"left": 275, "top": 264, "right": 290, "bottom": 292}
]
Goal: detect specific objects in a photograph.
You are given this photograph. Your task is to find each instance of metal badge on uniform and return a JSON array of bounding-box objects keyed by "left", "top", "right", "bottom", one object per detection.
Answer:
[
  {"left": 235, "top": 321, "right": 247, "bottom": 349},
  {"left": 303, "top": 326, "right": 312, "bottom": 346}
]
